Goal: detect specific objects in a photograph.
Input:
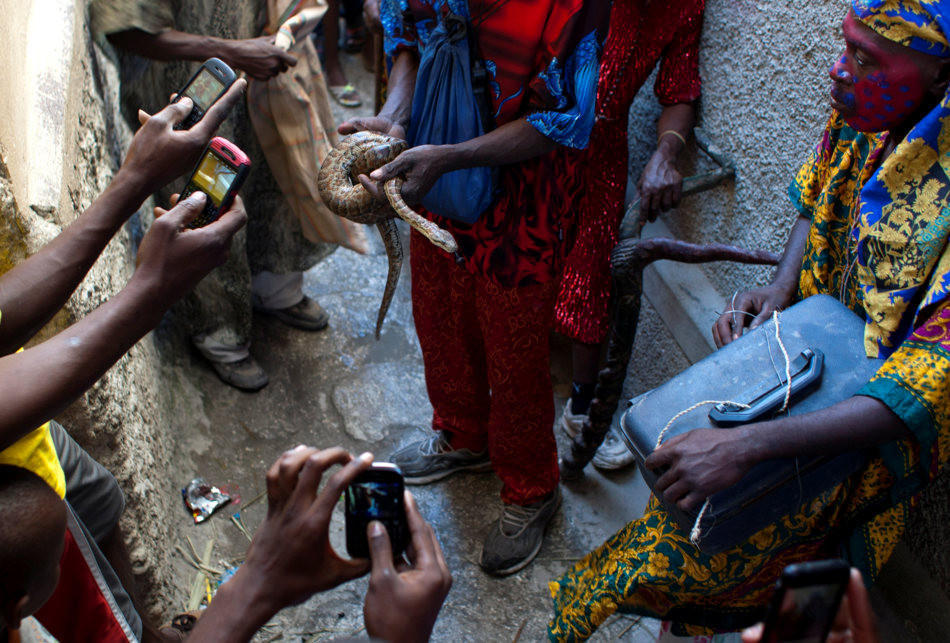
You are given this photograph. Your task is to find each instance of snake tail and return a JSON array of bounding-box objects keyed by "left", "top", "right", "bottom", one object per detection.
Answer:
[
  {"left": 374, "top": 218, "right": 403, "bottom": 340},
  {"left": 384, "top": 179, "right": 459, "bottom": 254}
]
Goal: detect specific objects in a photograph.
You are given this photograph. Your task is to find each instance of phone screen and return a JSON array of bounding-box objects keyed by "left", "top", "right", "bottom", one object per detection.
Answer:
[
  {"left": 183, "top": 69, "right": 225, "bottom": 111},
  {"left": 768, "top": 583, "right": 842, "bottom": 643},
  {"left": 191, "top": 150, "right": 237, "bottom": 206},
  {"left": 346, "top": 479, "right": 403, "bottom": 523}
]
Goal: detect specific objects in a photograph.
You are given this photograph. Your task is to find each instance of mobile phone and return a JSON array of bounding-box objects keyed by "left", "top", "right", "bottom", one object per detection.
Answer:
[
  {"left": 172, "top": 58, "right": 237, "bottom": 130},
  {"left": 345, "top": 463, "right": 409, "bottom": 559},
  {"left": 760, "top": 559, "right": 851, "bottom": 643},
  {"left": 179, "top": 137, "right": 251, "bottom": 228}
]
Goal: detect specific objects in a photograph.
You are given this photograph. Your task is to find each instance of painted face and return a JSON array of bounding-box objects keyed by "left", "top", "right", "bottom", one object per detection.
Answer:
[{"left": 830, "top": 12, "right": 930, "bottom": 132}]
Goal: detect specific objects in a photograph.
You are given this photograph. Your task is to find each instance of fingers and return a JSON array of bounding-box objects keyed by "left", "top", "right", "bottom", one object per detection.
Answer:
[
  {"left": 150, "top": 97, "right": 193, "bottom": 128},
  {"left": 845, "top": 568, "right": 878, "bottom": 642},
  {"left": 162, "top": 192, "right": 207, "bottom": 228},
  {"left": 192, "top": 78, "right": 248, "bottom": 138},
  {"left": 278, "top": 50, "right": 298, "bottom": 66},
  {"left": 367, "top": 521, "right": 397, "bottom": 573},
  {"left": 358, "top": 174, "right": 386, "bottom": 203},
  {"left": 369, "top": 158, "right": 401, "bottom": 184},
  {"left": 313, "top": 452, "right": 374, "bottom": 515},
  {"left": 729, "top": 293, "right": 756, "bottom": 340},
  {"left": 659, "top": 187, "right": 674, "bottom": 212},
  {"left": 644, "top": 444, "right": 674, "bottom": 474},
  {"left": 671, "top": 178, "right": 683, "bottom": 209},
  {"left": 677, "top": 492, "right": 706, "bottom": 513},
  {"left": 339, "top": 117, "right": 373, "bottom": 135},
  {"left": 265, "top": 444, "right": 315, "bottom": 511},
  {"left": 205, "top": 197, "right": 249, "bottom": 238},
  {"left": 404, "top": 492, "right": 436, "bottom": 570},
  {"left": 740, "top": 623, "right": 763, "bottom": 643},
  {"left": 138, "top": 109, "right": 151, "bottom": 126},
  {"left": 749, "top": 301, "right": 774, "bottom": 331},
  {"left": 289, "top": 447, "right": 352, "bottom": 510},
  {"left": 662, "top": 480, "right": 690, "bottom": 505}
]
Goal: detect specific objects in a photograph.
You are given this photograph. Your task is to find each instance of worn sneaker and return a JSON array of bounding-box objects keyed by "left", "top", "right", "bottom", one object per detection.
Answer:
[
  {"left": 260, "top": 296, "right": 330, "bottom": 331},
  {"left": 390, "top": 434, "right": 492, "bottom": 484},
  {"left": 591, "top": 427, "right": 636, "bottom": 470},
  {"left": 558, "top": 399, "right": 588, "bottom": 439},
  {"left": 210, "top": 356, "right": 269, "bottom": 392},
  {"left": 480, "top": 488, "right": 561, "bottom": 576}
]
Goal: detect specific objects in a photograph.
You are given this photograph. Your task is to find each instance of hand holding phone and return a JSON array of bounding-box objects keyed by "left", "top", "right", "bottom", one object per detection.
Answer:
[
  {"left": 179, "top": 137, "right": 251, "bottom": 228},
  {"left": 363, "top": 491, "right": 452, "bottom": 643},
  {"left": 758, "top": 559, "right": 851, "bottom": 643},
  {"left": 346, "top": 463, "right": 409, "bottom": 559},
  {"left": 173, "top": 58, "right": 238, "bottom": 130},
  {"left": 121, "top": 79, "right": 246, "bottom": 198}
]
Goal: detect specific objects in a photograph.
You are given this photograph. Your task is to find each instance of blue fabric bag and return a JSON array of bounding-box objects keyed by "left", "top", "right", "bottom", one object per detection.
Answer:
[{"left": 407, "top": 12, "right": 497, "bottom": 224}]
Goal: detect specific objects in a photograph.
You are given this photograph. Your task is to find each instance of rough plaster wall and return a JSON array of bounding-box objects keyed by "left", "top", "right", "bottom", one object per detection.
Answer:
[
  {"left": 0, "top": 10, "right": 193, "bottom": 617},
  {"left": 625, "top": 0, "right": 948, "bottom": 592}
]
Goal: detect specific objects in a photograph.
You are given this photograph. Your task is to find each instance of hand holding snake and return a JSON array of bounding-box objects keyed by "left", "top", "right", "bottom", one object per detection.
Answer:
[{"left": 317, "top": 131, "right": 458, "bottom": 339}]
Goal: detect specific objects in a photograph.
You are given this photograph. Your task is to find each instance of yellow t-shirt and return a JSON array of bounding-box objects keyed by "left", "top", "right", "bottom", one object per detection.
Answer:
[{"left": 0, "top": 310, "right": 66, "bottom": 497}]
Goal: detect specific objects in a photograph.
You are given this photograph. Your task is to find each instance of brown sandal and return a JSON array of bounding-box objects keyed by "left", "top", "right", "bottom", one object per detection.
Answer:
[{"left": 158, "top": 610, "right": 202, "bottom": 641}]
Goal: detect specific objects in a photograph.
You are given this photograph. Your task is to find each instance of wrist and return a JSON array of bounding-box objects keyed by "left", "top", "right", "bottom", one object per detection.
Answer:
[
  {"left": 214, "top": 567, "right": 282, "bottom": 634},
  {"left": 111, "top": 166, "right": 152, "bottom": 206},
  {"left": 656, "top": 133, "right": 685, "bottom": 158}
]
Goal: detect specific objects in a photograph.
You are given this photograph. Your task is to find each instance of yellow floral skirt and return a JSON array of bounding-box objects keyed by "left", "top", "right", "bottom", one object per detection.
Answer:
[{"left": 548, "top": 456, "right": 910, "bottom": 642}]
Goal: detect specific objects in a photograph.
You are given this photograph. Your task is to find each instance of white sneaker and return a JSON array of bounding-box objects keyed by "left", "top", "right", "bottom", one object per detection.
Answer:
[
  {"left": 558, "top": 400, "right": 588, "bottom": 439},
  {"left": 591, "top": 427, "right": 636, "bottom": 470}
]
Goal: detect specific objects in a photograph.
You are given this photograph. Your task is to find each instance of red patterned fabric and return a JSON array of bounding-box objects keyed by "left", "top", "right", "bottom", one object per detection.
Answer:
[
  {"left": 410, "top": 230, "right": 559, "bottom": 505},
  {"left": 35, "top": 530, "right": 130, "bottom": 643},
  {"left": 555, "top": 0, "right": 706, "bottom": 343},
  {"left": 386, "top": 0, "right": 609, "bottom": 287}
]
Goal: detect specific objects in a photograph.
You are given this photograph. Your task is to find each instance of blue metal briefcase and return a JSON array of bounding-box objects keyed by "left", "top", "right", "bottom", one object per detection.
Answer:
[{"left": 619, "top": 294, "right": 884, "bottom": 553}]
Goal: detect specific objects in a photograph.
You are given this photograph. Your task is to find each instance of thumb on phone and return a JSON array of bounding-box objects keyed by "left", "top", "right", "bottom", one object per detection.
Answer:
[
  {"left": 166, "top": 192, "right": 207, "bottom": 228},
  {"left": 367, "top": 521, "right": 397, "bottom": 579}
]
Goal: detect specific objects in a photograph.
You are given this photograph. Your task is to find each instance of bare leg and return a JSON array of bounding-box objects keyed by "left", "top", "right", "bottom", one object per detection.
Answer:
[
  {"left": 324, "top": 0, "right": 348, "bottom": 87},
  {"left": 569, "top": 340, "right": 601, "bottom": 414}
]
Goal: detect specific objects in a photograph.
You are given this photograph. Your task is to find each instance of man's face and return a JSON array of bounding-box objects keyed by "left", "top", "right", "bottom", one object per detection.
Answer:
[{"left": 830, "top": 12, "right": 932, "bottom": 132}]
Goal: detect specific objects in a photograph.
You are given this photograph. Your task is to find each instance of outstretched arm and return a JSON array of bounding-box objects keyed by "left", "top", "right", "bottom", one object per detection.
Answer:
[
  {"left": 0, "top": 81, "right": 245, "bottom": 356},
  {"left": 107, "top": 30, "right": 297, "bottom": 81}
]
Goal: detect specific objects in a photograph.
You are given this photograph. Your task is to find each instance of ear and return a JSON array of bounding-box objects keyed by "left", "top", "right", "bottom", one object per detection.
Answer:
[{"left": 1, "top": 594, "right": 29, "bottom": 631}]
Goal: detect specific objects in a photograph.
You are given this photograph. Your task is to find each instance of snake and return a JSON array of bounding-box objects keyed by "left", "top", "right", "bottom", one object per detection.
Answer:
[{"left": 317, "top": 131, "right": 458, "bottom": 339}]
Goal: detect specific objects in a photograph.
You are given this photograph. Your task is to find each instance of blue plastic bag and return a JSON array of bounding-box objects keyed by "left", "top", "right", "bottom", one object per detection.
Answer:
[{"left": 407, "top": 14, "right": 497, "bottom": 224}]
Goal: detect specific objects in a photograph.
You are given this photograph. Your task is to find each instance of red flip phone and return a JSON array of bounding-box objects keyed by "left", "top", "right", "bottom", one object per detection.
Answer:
[{"left": 180, "top": 137, "right": 251, "bottom": 228}]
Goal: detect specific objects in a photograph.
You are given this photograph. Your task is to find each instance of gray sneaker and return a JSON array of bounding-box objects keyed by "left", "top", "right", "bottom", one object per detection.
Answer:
[
  {"left": 210, "top": 356, "right": 269, "bottom": 392},
  {"left": 480, "top": 488, "right": 561, "bottom": 576},
  {"left": 591, "top": 427, "right": 636, "bottom": 471},
  {"left": 390, "top": 434, "right": 492, "bottom": 484}
]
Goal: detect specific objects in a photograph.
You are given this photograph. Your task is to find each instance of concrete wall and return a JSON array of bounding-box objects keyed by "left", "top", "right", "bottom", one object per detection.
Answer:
[{"left": 625, "top": 0, "right": 950, "bottom": 595}]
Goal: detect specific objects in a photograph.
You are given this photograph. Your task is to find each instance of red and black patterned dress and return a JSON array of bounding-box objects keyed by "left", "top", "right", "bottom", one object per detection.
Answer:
[
  {"left": 555, "top": 0, "right": 705, "bottom": 344},
  {"left": 381, "top": 0, "right": 608, "bottom": 504}
]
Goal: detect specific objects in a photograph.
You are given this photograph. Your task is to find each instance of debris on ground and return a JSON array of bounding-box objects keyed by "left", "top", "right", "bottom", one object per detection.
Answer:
[{"left": 182, "top": 478, "right": 231, "bottom": 523}]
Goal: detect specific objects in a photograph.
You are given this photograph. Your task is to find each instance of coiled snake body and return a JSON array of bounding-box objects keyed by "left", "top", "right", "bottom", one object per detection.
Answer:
[{"left": 317, "top": 132, "right": 458, "bottom": 338}]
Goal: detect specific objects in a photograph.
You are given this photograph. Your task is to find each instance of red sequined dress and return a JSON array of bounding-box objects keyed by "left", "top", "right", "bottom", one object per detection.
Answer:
[{"left": 554, "top": 0, "right": 705, "bottom": 344}]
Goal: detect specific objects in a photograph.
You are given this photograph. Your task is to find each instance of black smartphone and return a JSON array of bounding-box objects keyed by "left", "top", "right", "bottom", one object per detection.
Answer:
[
  {"left": 179, "top": 137, "right": 251, "bottom": 228},
  {"left": 172, "top": 58, "right": 237, "bottom": 130},
  {"left": 760, "top": 559, "right": 851, "bottom": 643},
  {"left": 345, "top": 463, "right": 409, "bottom": 559}
]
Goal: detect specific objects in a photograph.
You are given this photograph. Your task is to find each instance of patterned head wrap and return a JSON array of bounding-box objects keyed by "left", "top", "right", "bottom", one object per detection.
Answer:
[
  {"left": 848, "top": 0, "right": 950, "bottom": 357},
  {"left": 853, "top": 0, "right": 950, "bottom": 57}
]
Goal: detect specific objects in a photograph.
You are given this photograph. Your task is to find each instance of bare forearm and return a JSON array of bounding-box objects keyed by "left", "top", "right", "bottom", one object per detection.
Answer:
[
  {"left": 0, "top": 170, "right": 148, "bottom": 354},
  {"left": 739, "top": 395, "right": 909, "bottom": 464},
  {"left": 378, "top": 51, "right": 419, "bottom": 130},
  {"left": 107, "top": 29, "right": 229, "bottom": 63},
  {"left": 444, "top": 119, "right": 557, "bottom": 170},
  {"left": 772, "top": 215, "right": 811, "bottom": 294},
  {"left": 187, "top": 569, "right": 278, "bottom": 642},
  {"left": 654, "top": 102, "right": 696, "bottom": 161},
  {"left": 0, "top": 273, "right": 176, "bottom": 450}
]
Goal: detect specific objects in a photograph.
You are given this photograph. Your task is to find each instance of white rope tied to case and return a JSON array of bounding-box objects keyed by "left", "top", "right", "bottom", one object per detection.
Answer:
[{"left": 654, "top": 310, "right": 792, "bottom": 547}]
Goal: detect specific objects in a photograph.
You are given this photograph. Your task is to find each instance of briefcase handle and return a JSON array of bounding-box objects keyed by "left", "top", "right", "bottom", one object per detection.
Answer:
[{"left": 708, "top": 349, "right": 824, "bottom": 427}]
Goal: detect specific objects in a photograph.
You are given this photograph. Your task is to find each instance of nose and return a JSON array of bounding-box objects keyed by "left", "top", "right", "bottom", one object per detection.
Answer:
[{"left": 830, "top": 54, "right": 853, "bottom": 84}]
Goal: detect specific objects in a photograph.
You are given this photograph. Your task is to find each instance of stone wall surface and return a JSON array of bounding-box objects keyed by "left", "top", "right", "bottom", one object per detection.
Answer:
[
  {"left": 0, "top": 0, "right": 191, "bottom": 617},
  {"left": 625, "top": 0, "right": 949, "bottom": 594}
]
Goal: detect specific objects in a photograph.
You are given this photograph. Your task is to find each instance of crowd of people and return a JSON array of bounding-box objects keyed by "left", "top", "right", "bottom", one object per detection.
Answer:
[{"left": 1, "top": 0, "right": 948, "bottom": 641}]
